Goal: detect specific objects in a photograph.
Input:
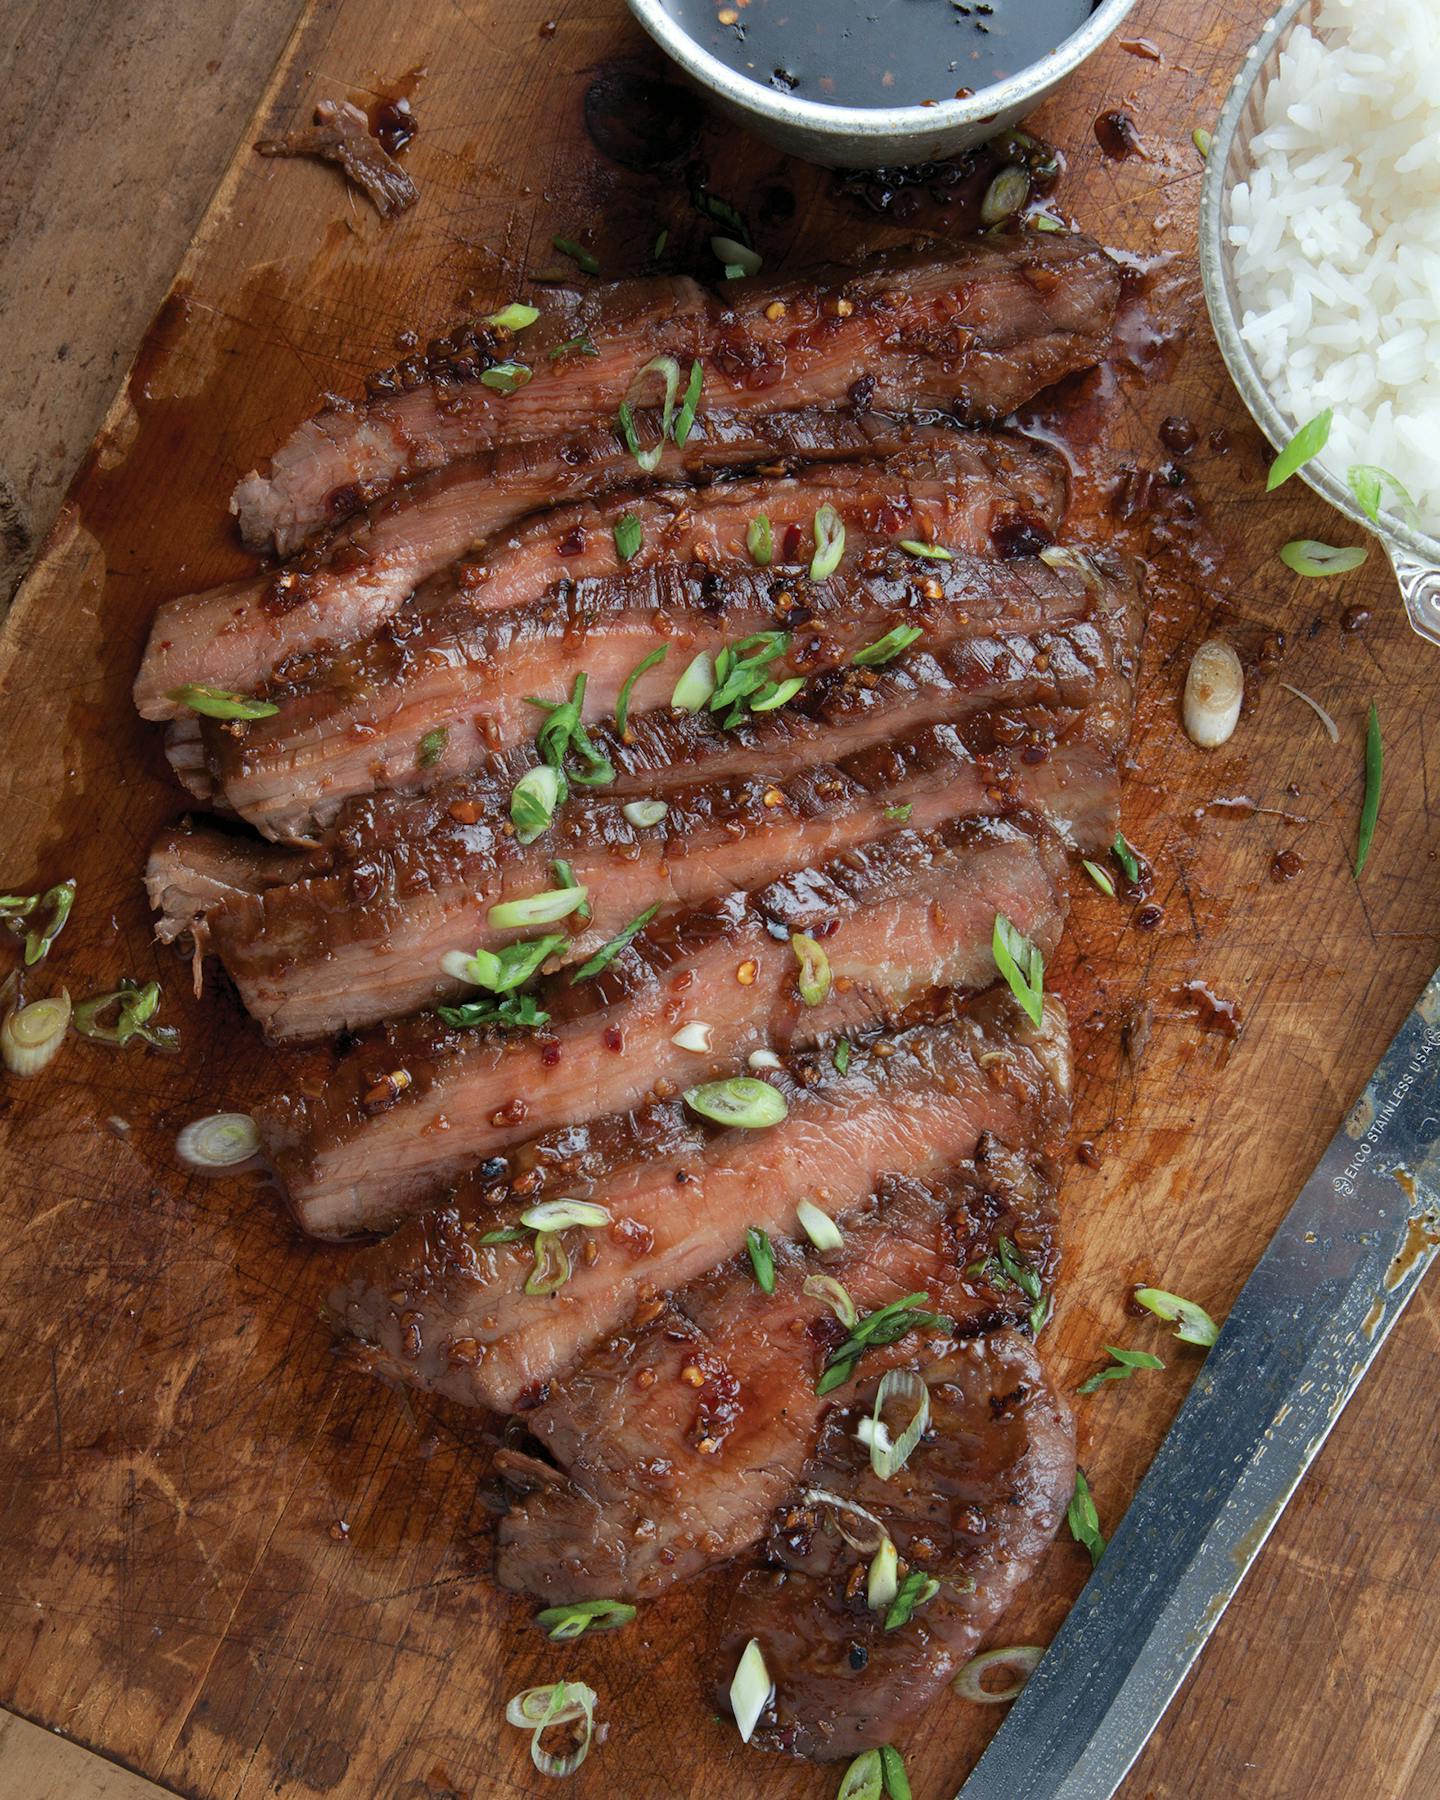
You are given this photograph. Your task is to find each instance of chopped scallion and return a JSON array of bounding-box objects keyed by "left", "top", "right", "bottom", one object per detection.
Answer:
[
  {"left": 568, "top": 904, "right": 659, "bottom": 983},
  {"left": 746, "top": 513, "right": 773, "bottom": 566},
  {"left": 711, "top": 234, "right": 762, "bottom": 277},
  {"left": 795, "top": 1197, "right": 842, "bottom": 1252},
  {"left": 617, "top": 354, "right": 681, "bottom": 471},
  {"left": 803, "top": 1273, "right": 857, "bottom": 1328},
  {"left": 671, "top": 650, "right": 716, "bottom": 712},
  {"left": 853, "top": 624, "right": 923, "bottom": 668},
  {"left": 535, "top": 1598, "right": 636, "bottom": 1641},
  {"left": 993, "top": 913, "right": 1044, "bottom": 1027},
  {"left": 838, "top": 1749, "right": 884, "bottom": 1800},
  {"left": 1112, "top": 831, "right": 1142, "bottom": 884},
  {"left": 72, "top": 979, "right": 178, "bottom": 1050},
  {"left": 810, "top": 503, "right": 846, "bottom": 581},
  {"left": 416, "top": 726, "right": 448, "bottom": 768},
  {"left": 621, "top": 798, "right": 668, "bottom": 828},
  {"left": 480, "top": 361, "right": 532, "bottom": 396},
  {"left": 1067, "top": 1468, "right": 1105, "bottom": 1566},
  {"left": 863, "top": 1368, "right": 929, "bottom": 1480},
  {"left": 484, "top": 302, "right": 540, "bottom": 332},
  {"left": 1265, "top": 408, "right": 1332, "bottom": 492},
  {"left": 674, "top": 359, "right": 703, "bottom": 445},
  {"left": 883, "top": 802, "right": 913, "bottom": 824},
  {"left": 504, "top": 1679, "right": 599, "bottom": 1778},
  {"left": 884, "top": 1569, "right": 940, "bottom": 1631},
  {"left": 613, "top": 512, "right": 643, "bottom": 562},
  {"left": 527, "top": 672, "right": 616, "bottom": 788},
  {"left": 1279, "top": 539, "right": 1368, "bottom": 578},
  {"left": 1, "top": 879, "right": 75, "bottom": 966},
  {"left": 510, "top": 764, "right": 565, "bottom": 845},
  {"left": 746, "top": 1225, "right": 777, "bottom": 1293},
  {"left": 897, "top": 539, "right": 952, "bottom": 561},
  {"left": 521, "top": 1198, "right": 612, "bottom": 1232},
  {"left": 488, "top": 885, "right": 589, "bottom": 930},
  {"left": 953, "top": 1644, "right": 1044, "bottom": 1704},
  {"left": 817, "top": 1292, "right": 953, "bottom": 1395},
  {"left": 1077, "top": 1344, "right": 1165, "bottom": 1394},
  {"left": 1, "top": 991, "right": 71, "bottom": 1077},
  {"left": 166, "top": 684, "right": 278, "bottom": 720},
  {"left": 549, "top": 332, "right": 598, "bottom": 360},
  {"left": 1134, "top": 1286, "right": 1219, "bottom": 1347},
  {"left": 684, "top": 1076, "right": 788, "bottom": 1130},
  {"left": 791, "top": 932, "right": 832, "bottom": 1006},
  {"left": 1348, "top": 462, "right": 1419, "bottom": 526},
  {"left": 728, "top": 1638, "right": 774, "bottom": 1744},
  {"left": 552, "top": 235, "right": 599, "bottom": 274},
  {"left": 833, "top": 1037, "right": 851, "bottom": 1076},
  {"left": 866, "top": 1541, "right": 899, "bottom": 1614},
  {"left": 615, "top": 645, "right": 667, "bottom": 739},
  {"left": 1356, "top": 701, "right": 1381, "bottom": 878},
  {"left": 1081, "top": 859, "right": 1115, "bottom": 897},
  {"left": 524, "top": 1231, "right": 571, "bottom": 1297}
]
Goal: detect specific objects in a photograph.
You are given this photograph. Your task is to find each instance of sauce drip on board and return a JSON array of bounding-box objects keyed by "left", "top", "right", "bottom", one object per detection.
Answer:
[{"left": 661, "top": 0, "right": 1098, "bottom": 109}]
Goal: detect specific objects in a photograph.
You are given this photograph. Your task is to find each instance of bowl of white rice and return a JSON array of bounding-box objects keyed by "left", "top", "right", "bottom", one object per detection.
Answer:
[{"left": 1199, "top": 0, "right": 1440, "bottom": 643}]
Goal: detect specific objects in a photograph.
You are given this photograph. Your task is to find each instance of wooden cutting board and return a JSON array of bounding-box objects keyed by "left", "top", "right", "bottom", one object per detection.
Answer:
[{"left": 2, "top": 2, "right": 1438, "bottom": 1797}]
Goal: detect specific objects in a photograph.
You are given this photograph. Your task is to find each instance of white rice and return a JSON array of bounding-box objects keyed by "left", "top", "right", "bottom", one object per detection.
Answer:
[{"left": 1226, "top": 0, "right": 1440, "bottom": 530}]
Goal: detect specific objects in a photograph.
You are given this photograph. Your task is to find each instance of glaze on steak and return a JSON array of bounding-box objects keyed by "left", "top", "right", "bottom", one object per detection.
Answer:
[
  {"left": 713, "top": 1327, "right": 1075, "bottom": 1760},
  {"left": 232, "top": 235, "right": 1121, "bottom": 555},
  {"left": 491, "top": 1057, "right": 1068, "bottom": 1599},
  {"left": 329, "top": 992, "right": 1070, "bottom": 1412},
  {"left": 137, "top": 409, "right": 1045, "bottom": 720},
  {"left": 258, "top": 814, "right": 1068, "bottom": 1237}
]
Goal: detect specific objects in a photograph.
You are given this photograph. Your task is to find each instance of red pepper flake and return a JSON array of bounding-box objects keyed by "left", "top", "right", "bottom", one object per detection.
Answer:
[{"left": 604, "top": 1025, "right": 625, "bottom": 1054}]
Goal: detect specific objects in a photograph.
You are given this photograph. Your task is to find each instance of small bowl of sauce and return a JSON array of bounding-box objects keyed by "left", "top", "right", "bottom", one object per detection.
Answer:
[{"left": 629, "top": 0, "right": 1140, "bottom": 168}]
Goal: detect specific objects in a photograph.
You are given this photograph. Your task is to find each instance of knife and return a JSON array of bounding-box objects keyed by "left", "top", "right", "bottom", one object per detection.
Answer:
[{"left": 957, "top": 968, "right": 1440, "bottom": 1800}]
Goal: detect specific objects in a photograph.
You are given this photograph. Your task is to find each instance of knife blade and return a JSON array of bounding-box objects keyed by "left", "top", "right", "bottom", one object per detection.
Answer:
[{"left": 956, "top": 968, "right": 1440, "bottom": 1800}]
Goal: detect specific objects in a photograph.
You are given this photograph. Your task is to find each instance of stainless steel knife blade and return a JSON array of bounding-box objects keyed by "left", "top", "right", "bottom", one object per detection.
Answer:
[{"left": 956, "top": 969, "right": 1440, "bottom": 1800}]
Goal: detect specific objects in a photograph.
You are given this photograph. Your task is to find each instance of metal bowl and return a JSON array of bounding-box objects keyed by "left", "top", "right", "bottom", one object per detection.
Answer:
[
  {"left": 1199, "top": 0, "right": 1440, "bottom": 645},
  {"left": 626, "top": 0, "right": 1140, "bottom": 171}
]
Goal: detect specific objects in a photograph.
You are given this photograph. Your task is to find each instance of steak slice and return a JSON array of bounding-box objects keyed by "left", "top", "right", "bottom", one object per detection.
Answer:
[
  {"left": 490, "top": 1049, "right": 1068, "bottom": 1600},
  {"left": 189, "top": 458, "right": 1069, "bottom": 841},
  {"left": 713, "top": 1327, "right": 1075, "bottom": 1760},
  {"left": 259, "top": 813, "right": 1069, "bottom": 1238},
  {"left": 233, "top": 236, "right": 1121, "bottom": 554},
  {"left": 138, "top": 409, "right": 1026, "bottom": 720},
  {"left": 330, "top": 996, "right": 1070, "bottom": 1416}
]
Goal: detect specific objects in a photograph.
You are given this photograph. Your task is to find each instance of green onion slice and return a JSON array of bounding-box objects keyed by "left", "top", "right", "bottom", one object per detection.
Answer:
[
  {"left": 484, "top": 302, "right": 540, "bottom": 331},
  {"left": 167, "top": 684, "right": 278, "bottom": 720},
  {"left": 800, "top": 1486, "right": 888, "bottom": 1554},
  {"left": 527, "top": 672, "right": 616, "bottom": 788},
  {"left": 488, "top": 885, "right": 588, "bottom": 930},
  {"left": 671, "top": 649, "right": 716, "bottom": 712},
  {"left": 552, "top": 236, "right": 599, "bottom": 274},
  {"left": 853, "top": 624, "right": 923, "bottom": 668},
  {"left": 883, "top": 802, "right": 912, "bottom": 824},
  {"left": 535, "top": 1599, "right": 636, "bottom": 1641},
  {"left": 1067, "top": 1468, "right": 1105, "bottom": 1566},
  {"left": 746, "top": 1225, "right": 776, "bottom": 1293},
  {"left": 898, "top": 539, "right": 952, "bottom": 561},
  {"left": 73, "top": 978, "right": 179, "bottom": 1051},
  {"left": 750, "top": 675, "right": 804, "bottom": 712},
  {"left": 803, "top": 1273, "right": 857, "bottom": 1329},
  {"left": 791, "top": 931, "right": 832, "bottom": 1006},
  {"left": 1077, "top": 1344, "right": 1165, "bottom": 1394},
  {"left": 866, "top": 1541, "right": 899, "bottom": 1614},
  {"left": 833, "top": 1037, "right": 852, "bottom": 1077},
  {"left": 1192, "top": 126, "right": 1212, "bottom": 158},
  {"left": 1081, "top": 858, "right": 1115, "bottom": 897},
  {"left": 810, "top": 504, "right": 846, "bottom": 581},
  {"left": 551, "top": 859, "right": 591, "bottom": 921},
  {"left": 549, "top": 333, "right": 598, "bottom": 359},
  {"left": 993, "top": 913, "right": 1044, "bottom": 1027},
  {"left": 568, "top": 904, "right": 660, "bottom": 983},
  {"left": 1112, "top": 831, "right": 1141, "bottom": 884},
  {"left": 521, "top": 1198, "right": 612, "bottom": 1232},
  {"left": 817, "top": 1292, "right": 953, "bottom": 1395},
  {"left": 613, "top": 512, "right": 643, "bottom": 562},
  {"left": 1, "top": 879, "right": 76, "bottom": 966},
  {"left": 621, "top": 798, "right": 668, "bottom": 828},
  {"left": 480, "top": 361, "right": 532, "bottom": 395},
  {"left": 416, "top": 726, "right": 448, "bottom": 768},
  {"left": 1279, "top": 539, "right": 1368, "bottom": 578},
  {"left": 1, "top": 991, "right": 71, "bottom": 1077},
  {"left": 861, "top": 1368, "right": 929, "bottom": 1480},
  {"left": 524, "top": 1231, "right": 572, "bottom": 1297},
  {"left": 510, "top": 763, "right": 564, "bottom": 845},
  {"left": 884, "top": 1569, "right": 940, "bottom": 1631},
  {"left": 1348, "top": 462, "right": 1419, "bottom": 526},
  {"left": 441, "top": 934, "right": 566, "bottom": 994},
  {"left": 953, "top": 1644, "right": 1044, "bottom": 1704},
  {"left": 838, "top": 1748, "right": 884, "bottom": 1800},
  {"left": 674, "top": 359, "right": 704, "bottom": 445},
  {"left": 1134, "top": 1285, "right": 1219, "bottom": 1346},
  {"left": 711, "top": 234, "right": 762, "bottom": 277},
  {"left": 981, "top": 164, "right": 1031, "bottom": 225},
  {"left": 505, "top": 1679, "right": 599, "bottom": 1778},
  {"left": 615, "top": 645, "right": 667, "bottom": 740},
  {"left": 728, "top": 1638, "right": 774, "bottom": 1744},
  {"left": 795, "top": 1197, "right": 842, "bottom": 1252},
  {"left": 436, "top": 991, "right": 550, "bottom": 1030},
  {"left": 746, "top": 513, "right": 773, "bottom": 566},
  {"left": 176, "top": 1111, "right": 261, "bottom": 1169},
  {"left": 652, "top": 227, "right": 669, "bottom": 258},
  {"left": 879, "top": 1745, "right": 912, "bottom": 1800},
  {"left": 1265, "top": 408, "right": 1333, "bottom": 491},
  {"left": 684, "top": 1076, "right": 788, "bottom": 1130},
  {"left": 617, "top": 355, "right": 680, "bottom": 471},
  {"left": 1356, "top": 701, "right": 1382, "bottom": 878}
]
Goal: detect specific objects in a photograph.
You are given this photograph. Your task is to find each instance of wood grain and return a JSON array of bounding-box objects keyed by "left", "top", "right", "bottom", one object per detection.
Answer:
[{"left": 1, "top": 2, "right": 1437, "bottom": 1798}]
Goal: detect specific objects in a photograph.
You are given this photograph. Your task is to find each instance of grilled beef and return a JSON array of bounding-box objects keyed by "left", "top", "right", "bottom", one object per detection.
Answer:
[
  {"left": 232, "top": 236, "right": 1121, "bottom": 554},
  {"left": 138, "top": 410, "right": 1036, "bottom": 720},
  {"left": 183, "top": 540, "right": 1122, "bottom": 841},
  {"left": 490, "top": 1051, "right": 1067, "bottom": 1599},
  {"left": 330, "top": 994, "right": 1070, "bottom": 1413},
  {"left": 713, "top": 1328, "right": 1074, "bottom": 1760},
  {"left": 259, "top": 814, "right": 1068, "bottom": 1237}
]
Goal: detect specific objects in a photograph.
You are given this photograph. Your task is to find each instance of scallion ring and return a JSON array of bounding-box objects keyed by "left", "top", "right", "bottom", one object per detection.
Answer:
[
  {"left": 480, "top": 361, "right": 532, "bottom": 396},
  {"left": 746, "top": 513, "right": 773, "bottom": 566},
  {"left": 898, "top": 539, "right": 952, "bottom": 561},
  {"left": 802, "top": 1273, "right": 857, "bottom": 1329},
  {"left": 671, "top": 650, "right": 716, "bottom": 712},
  {"left": 684, "top": 1076, "right": 788, "bottom": 1129},
  {"left": 484, "top": 302, "right": 540, "bottom": 331},
  {"left": 711, "top": 235, "right": 762, "bottom": 277},
  {"left": 800, "top": 1488, "right": 887, "bottom": 1554},
  {"left": 621, "top": 799, "right": 668, "bottom": 828},
  {"left": 166, "top": 684, "right": 278, "bottom": 721},
  {"left": 750, "top": 675, "right": 804, "bottom": 712},
  {"left": 863, "top": 1368, "right": 930, "bottom": 1480},
  {"left": 520, "top": 1199, "right": 612, "bottom": 1232},
  {"left": 1038, "top": 543, "right": 1104, "bottom": 591},
  {"left": 176, "top": 1111, "right": 261, "bottom": 1169},
  {"left": 617, "top": 355, "right": 680, "bottom": 472},
  {"left": 810, "top": 503, "right": 846, "bottom": 581},
  {"left": 866, "top": 1538, "right": 899, "bottom": 1612},
  {"left": 511, "top": 763, "right": 565, "bottom": 845},
  {"left": 1279, "top": 682, "right": 1339, "bottom": 745},
  {"left": 1134, "top": 1285, "right": 1218, "bottom": 1346},
  {"left": 791, "top": 931, "right": 832, "bottom": 1006},
  {"left": 837, "top": 1748, "right": 884, "bottom": 1800},
  {"left": 1266, "top": 408, "right": 1332, "bottom": 492},
  {"left": 795, "top": 1197, "right": 842, "bottom": 1252},
  {"left": 953, "top": 1644, "right": 1044, "bottom": 1704},
  {"left": 980, "top": 164, "right": 1031, "bottom": 226},
  {"left": 670, "top": 1020, "right": 713, "bottom": 1052},
  {"left": 993, "top": 912, "right": 1044, "bottom": 1028},
  {"left": 504, "top": 1679, "right": 599, "bottom": 1778},
  {"left": 535, "top": 1599, "right": 636, "bottom": 1641},
  {"left": 728, "top": 1638, "right": 774, "bottom": 1744},
  {"left": 1081, "top": 859, "right": 1115, "bottom": 897},
  {"left": 524, "top": 1232, "right": 572, "bottom": 1297},
  {"left": 1, "top": 991, "right": 71, "bottom": 1077},
  {"left": 488, "top": 884, "right": 589, "bottom": 930},
  {"left": 1279, "top": 539, "right": 1368, "bottom": 578}
]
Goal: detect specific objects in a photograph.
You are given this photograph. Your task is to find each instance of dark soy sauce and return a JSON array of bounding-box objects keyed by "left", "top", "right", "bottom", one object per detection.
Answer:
[{"left": 664, "top": 0, "right": 1098, "bottom": 109}]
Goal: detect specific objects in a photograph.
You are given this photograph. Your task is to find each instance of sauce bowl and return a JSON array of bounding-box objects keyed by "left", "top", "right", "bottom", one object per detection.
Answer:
[
  {"left": 626, "top": 0, "right": 1140, "bottom": 170},
  {"left": 1199, "top": 0, "right": 1440, "bottom": 645}
]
